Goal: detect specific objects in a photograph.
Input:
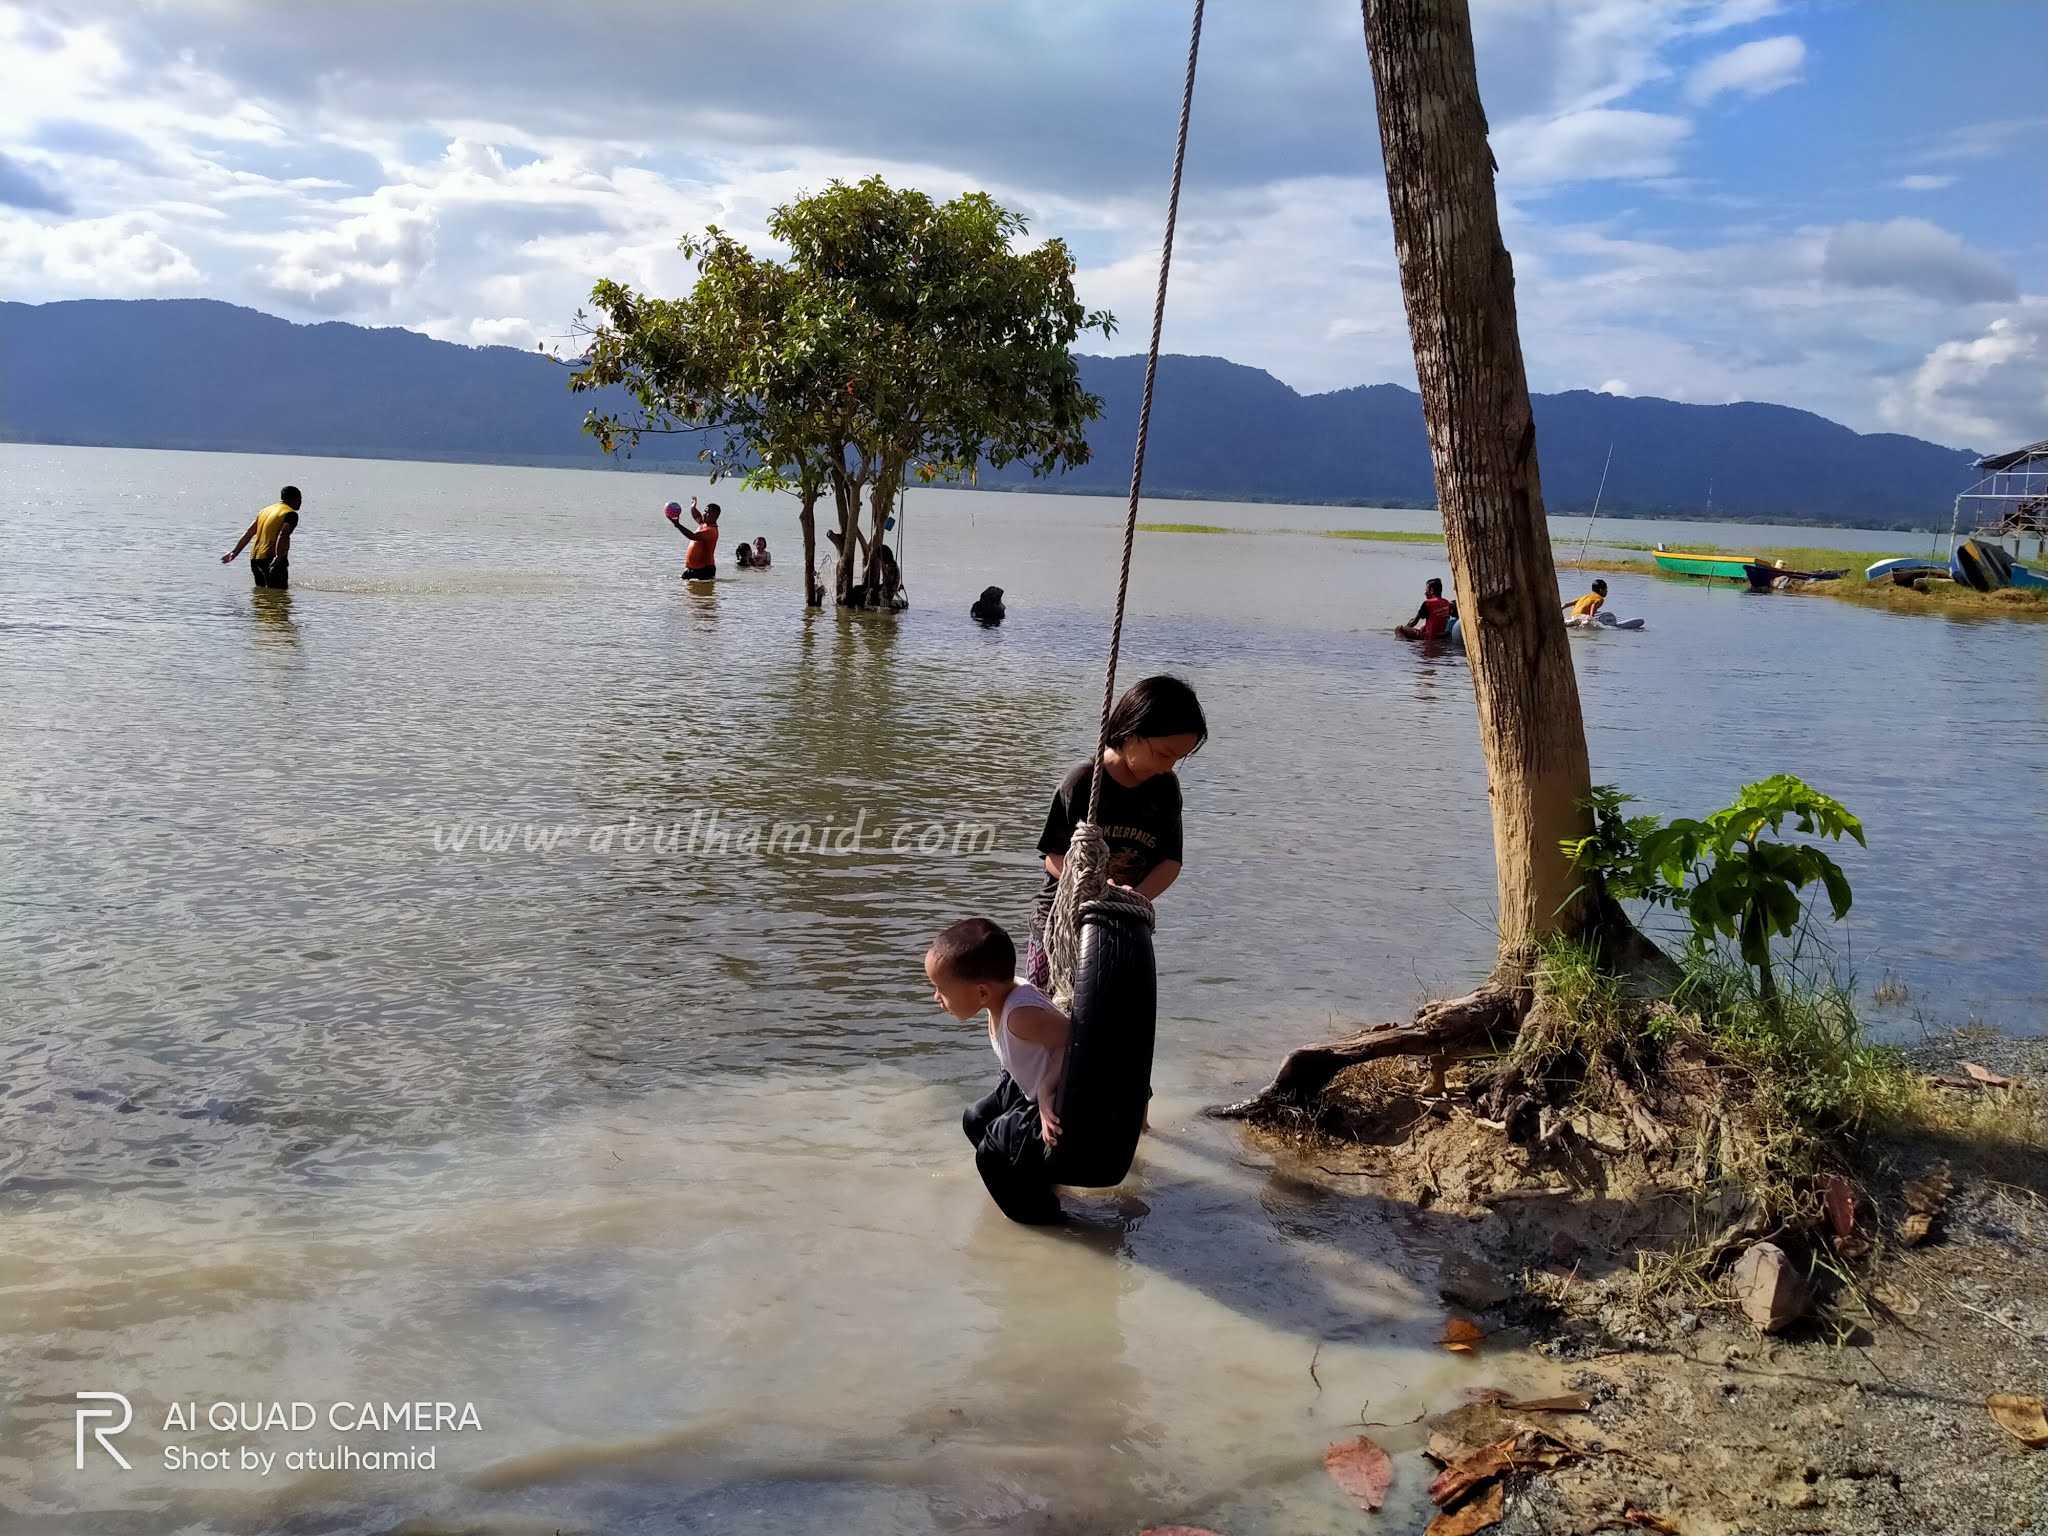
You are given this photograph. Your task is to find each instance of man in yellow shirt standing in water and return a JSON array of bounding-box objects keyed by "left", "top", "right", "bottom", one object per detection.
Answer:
[{"left": 221, "top": 486, "right": 302, "bottom": 589}]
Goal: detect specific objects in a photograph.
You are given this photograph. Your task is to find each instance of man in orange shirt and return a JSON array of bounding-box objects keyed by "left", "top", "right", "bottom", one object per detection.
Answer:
[{"left": 666, "top": 495, "right": 720, "bottom": 579}]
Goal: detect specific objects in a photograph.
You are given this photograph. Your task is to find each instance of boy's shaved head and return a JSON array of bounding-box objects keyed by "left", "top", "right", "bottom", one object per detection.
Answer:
[{"left": 927, "top": 917, "right": 1014, "bottom": 983}]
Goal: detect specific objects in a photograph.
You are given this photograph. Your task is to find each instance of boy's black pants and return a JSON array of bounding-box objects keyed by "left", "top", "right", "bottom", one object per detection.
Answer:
[{"left": 962, "top": 1073, "right": 1063, "bottom": 1226}]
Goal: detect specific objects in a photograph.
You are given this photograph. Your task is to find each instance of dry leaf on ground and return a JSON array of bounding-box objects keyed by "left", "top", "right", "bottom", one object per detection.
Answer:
[
  {"left": 1901, "top": 1163, "right": 1954, "bottom": 1247},
  {"left": 1503, "top": 1393, "right": 1591, "bottom": 1413},
  {"left": 1427, "top": 1429, "right": 1480, "bottom": 1465},
  {"left": 1871, "top": 1280, "right": 1921, "bottom": 1317},
  {"left": 1428, "top": 1439, "right": 1515, "bottom": 1506},
  {"left": 1440, "top": 1318, "right": 1484, "bottom": 1353},
  {"left": 1425, "top": 1481, "right": 1505, "bottom": 1536},
  {"left": 1624, "top": 1512, "right": 1683, "bottom": 1534},
  {"left": 1820, "top": 1173, "right": 1855, "bottom": 1237},
  {"left": 1987, "top": 1393, "right": 2048, "bottom": 1449},
  {"left": 1323, "top": 1435, "right": 1394, "bottom": 1510},
  {"left": 1961, "top": 1061, "right": 2014, "bottom": 1088}
]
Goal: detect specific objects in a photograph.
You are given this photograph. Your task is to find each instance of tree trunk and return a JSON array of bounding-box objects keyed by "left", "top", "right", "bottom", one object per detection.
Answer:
[
  {"left": 827, "top": 461, "right": 866, "bottom": 607},
  {"left": 1210, "top": 0, "right": 1632, "bottom": 1124},
  {"left": 799, "top": 475, "right": 823, "bottom": 608},
  {"left": 1363, "top": 0, "right": 1592, "bottom": 978}
]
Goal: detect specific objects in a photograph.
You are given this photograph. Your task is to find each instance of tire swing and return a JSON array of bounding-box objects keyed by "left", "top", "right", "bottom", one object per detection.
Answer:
[{"left": 1035, "top": 0, "right": 1205, "bottom": 1195}]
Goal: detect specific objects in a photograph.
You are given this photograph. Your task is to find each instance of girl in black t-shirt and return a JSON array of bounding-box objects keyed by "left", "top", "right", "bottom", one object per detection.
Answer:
[{"left": 1026, "top": 675, "right": 1208, "bottom": 988}]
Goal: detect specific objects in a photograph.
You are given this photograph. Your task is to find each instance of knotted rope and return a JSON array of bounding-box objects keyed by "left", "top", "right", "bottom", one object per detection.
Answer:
[{"left": 1044, "top": 0, "right": 1204, "bottom": 1011}]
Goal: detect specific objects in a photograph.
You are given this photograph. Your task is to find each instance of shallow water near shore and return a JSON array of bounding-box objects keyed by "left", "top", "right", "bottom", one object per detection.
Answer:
[{"left": 2, "top": 443, "right": 2042, "bottom": 1533}]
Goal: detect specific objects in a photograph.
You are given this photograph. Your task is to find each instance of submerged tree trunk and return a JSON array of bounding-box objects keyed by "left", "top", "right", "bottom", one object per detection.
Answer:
[
  {"left": 799, "top": 474, "right": 823, "bottom": 608},
  {"left": 1215, "top": 0, "right": 1628, "bottom": 1121},
  {"left": 1365, "top": 0, "right": 1592, "bottom": 977}
]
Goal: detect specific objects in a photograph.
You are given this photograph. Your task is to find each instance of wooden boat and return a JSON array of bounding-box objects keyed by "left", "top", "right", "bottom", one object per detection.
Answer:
[
  {"left": 1744, "top": 562, "right": 1846, "bottom": 592},
  {"left": 1865, "top": 556, "right": 1949, "bottom": 586},
  {"left": 1653, "top": 551, "right": 1756, "bottom": 582},
  {"left": 2013, "top": 563, "right": 2048, "bottom": 590}
]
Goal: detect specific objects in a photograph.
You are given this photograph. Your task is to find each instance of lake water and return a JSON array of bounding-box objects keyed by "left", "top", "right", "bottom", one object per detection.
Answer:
[{"left": 2, "top": 444, "right": 2041, "bottom": 1534}]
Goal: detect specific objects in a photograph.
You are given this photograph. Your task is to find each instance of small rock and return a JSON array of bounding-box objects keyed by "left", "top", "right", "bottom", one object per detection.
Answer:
[
  {"left": 1437, "top": 1252, "right": 1515, "bottom": 1310},
  {"left": 1673, "top": 1311, "right": 1700, "bottom": 1334},
  {"left": 1730, "top": 1241, "right": 1807, "bottom": 1334}
]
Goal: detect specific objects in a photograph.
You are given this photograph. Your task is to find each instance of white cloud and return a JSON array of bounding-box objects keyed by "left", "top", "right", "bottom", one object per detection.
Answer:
[
  {"left": 1494, "top": 109, "right": 1691, "bottom": 186},
  {"left": 1912, "top": 117, "right": 2046, "bottom": 166},
  {"left": 1881, "top": 310, "right": 2048, "bottom": 449},
  {"left": 467, "top": 315, "right": 540, "bottom": 348},
  {"left": 0, "top": 209, "right": 199, "bottom": 290},
  {"left": 1598, "top": 379, "right": 1632, "bottom": 395},
  {"left": 1894, "top": 174, "right": 1955, "bottom": 192},
  {"left": 0, "top": 0, "right": 2038, "bottom": 455},
  {"left": 253, "top": 196, "right": 436, "bottom": 312},
  {"left": 1821, "top": 218, "right": 2016, "bottom": 305},
  {"left": 1685, "top": 35, "right": 1806, "bottom": 106}
]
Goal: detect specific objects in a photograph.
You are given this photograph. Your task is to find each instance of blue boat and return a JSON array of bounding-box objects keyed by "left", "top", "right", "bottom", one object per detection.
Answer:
[
  {"left": 1865, "top": 556, "right": 1949, "bottom": 585},
  {"left": 1951, "top": 538, "right": 2017, "bottom": 592}
]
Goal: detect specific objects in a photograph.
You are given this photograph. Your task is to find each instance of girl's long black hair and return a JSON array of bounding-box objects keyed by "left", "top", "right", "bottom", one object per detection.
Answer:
[{"left": 1103, "top": 675, "right": 1208, "bottom": 751}]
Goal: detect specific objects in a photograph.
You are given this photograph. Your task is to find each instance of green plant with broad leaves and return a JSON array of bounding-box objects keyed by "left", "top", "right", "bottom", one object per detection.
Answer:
[{"left": 1563, "top": 775, "right": 1866, "bottom": 1002}]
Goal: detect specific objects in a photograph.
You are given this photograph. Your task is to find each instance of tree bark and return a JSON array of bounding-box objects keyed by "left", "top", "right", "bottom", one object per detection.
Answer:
[
  {"left": 1363, "top": 0, "right": 1593, "bottom": 976},
  {"left": 799, "top": 475, "right": 823, "bottom": 608},
  {"left": 1209, "top": 1, "right": 1634, "bottom": 1124}
]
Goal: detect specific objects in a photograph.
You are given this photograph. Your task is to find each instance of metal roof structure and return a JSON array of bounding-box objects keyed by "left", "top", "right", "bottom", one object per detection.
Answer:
[
  {"left": 1973, "top": 439, "right": 2048, "bottom": 475},
  {"left": 1952, "top": 438, "right": 2048, "bottom": 550}
]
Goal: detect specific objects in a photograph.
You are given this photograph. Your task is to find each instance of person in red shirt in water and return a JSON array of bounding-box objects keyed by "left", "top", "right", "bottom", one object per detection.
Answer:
[{"left": 1396, "top": 577, "right": 1457, "bottom": 640}]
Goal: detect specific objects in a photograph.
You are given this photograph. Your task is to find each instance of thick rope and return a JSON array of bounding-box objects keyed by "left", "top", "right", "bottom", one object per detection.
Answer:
[{"left": 1046, "top": 0, "right": 1203, "bottom": 1011}]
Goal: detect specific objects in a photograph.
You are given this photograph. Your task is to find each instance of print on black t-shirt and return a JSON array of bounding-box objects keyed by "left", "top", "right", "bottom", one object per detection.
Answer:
[{"left": 1033, "top": 757, "right": 1184, "bottom": 924}]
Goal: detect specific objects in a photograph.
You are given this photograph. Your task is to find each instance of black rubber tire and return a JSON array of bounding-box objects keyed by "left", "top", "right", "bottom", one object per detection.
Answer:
[{"left": 1048, "top": 902, "right": 1157, "bottom": 1189}]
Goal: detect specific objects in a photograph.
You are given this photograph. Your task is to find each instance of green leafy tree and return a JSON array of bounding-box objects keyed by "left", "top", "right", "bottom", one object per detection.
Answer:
[{"left": 570, "top": 177, "right": 1113, "bottom": 608}]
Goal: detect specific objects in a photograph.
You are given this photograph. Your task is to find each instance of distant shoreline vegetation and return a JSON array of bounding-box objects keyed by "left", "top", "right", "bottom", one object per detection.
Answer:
[{"left": 0, "top": 433, "right": 1947, "bottom": 535}]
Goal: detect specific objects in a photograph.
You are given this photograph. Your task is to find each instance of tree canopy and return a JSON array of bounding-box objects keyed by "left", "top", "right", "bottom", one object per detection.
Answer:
[{"left": 571, "top": 177, "right": 1114, "bottom": 606}]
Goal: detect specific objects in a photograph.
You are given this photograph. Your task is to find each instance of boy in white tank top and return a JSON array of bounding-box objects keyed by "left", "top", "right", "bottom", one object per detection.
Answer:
[{"left": 925, "top": 917, "right": 1071, "bottom": 1225}]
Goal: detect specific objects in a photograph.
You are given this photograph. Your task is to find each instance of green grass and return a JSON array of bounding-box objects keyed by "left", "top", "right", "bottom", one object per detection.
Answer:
[
  {"left": 1317, "top": 528, "right": 1444, "bottom": 544},
  {"left": 1138, "top": 523, "right": 1444, "bottom": 543}
]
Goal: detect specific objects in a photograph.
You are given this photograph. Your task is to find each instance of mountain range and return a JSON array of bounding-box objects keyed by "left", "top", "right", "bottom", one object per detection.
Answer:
[{"left": 0, "top": 298, "right": 1983, "bottom": 528}]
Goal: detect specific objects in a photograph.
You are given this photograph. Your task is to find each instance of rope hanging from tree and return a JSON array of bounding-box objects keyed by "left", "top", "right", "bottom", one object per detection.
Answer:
[{"left": 1044, "top": 0, "right": 1205, "bottom": 1012}]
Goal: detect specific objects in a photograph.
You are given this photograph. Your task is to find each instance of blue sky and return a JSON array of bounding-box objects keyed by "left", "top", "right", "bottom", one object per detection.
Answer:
[{"left": 0, "top": 0, "right": 2041, "bottom": 450}]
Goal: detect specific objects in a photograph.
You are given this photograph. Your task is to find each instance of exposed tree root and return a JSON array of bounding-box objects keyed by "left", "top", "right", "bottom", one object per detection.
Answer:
[
  {"left": 1212, "top": 901, "right": 1673, "bottom": 1122},
  {"left": 1208, "top": 978, "right": 1523, "bottom": 1120}
]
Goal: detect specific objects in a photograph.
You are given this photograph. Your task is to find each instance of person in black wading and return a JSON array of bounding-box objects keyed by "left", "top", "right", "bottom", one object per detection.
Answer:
[{"left": 1025, "top": 674, "right": 1207, "bottom": 991}]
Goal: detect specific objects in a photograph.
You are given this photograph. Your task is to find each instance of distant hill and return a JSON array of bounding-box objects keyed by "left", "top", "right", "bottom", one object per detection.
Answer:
[{"left": 0, "top": 299, "right": 1981, "bottom": 527}]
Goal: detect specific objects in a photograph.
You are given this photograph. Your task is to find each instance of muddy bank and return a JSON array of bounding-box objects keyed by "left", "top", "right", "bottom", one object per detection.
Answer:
[{"left": 1242, "top": 1032, "right": 2048, "bottom": 1534}]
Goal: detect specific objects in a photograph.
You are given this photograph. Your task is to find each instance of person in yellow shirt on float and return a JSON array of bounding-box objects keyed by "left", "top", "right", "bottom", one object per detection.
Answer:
[
  {"left": 221, "top": 486, "right": 303, "bottom": 589},
  {"left": 1562, "top": 577, "right": 1607, "bottom": 626}
]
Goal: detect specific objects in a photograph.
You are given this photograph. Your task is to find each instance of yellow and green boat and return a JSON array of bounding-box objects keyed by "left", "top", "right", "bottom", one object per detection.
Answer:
[{"left": 1652, "top": 550, "right": 1757, "bottom": 582}]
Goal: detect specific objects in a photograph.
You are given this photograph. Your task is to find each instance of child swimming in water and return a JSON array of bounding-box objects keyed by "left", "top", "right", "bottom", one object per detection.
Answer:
[
  {"left": 1563, "top": 578, "right": 1608, "bottom": 625},
  {"left": 1026, "top": 674, "right": 1207, "bottom": 990},
  {"left": 927, "top": 917, "right": 1070, "bottom": 1225}
]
